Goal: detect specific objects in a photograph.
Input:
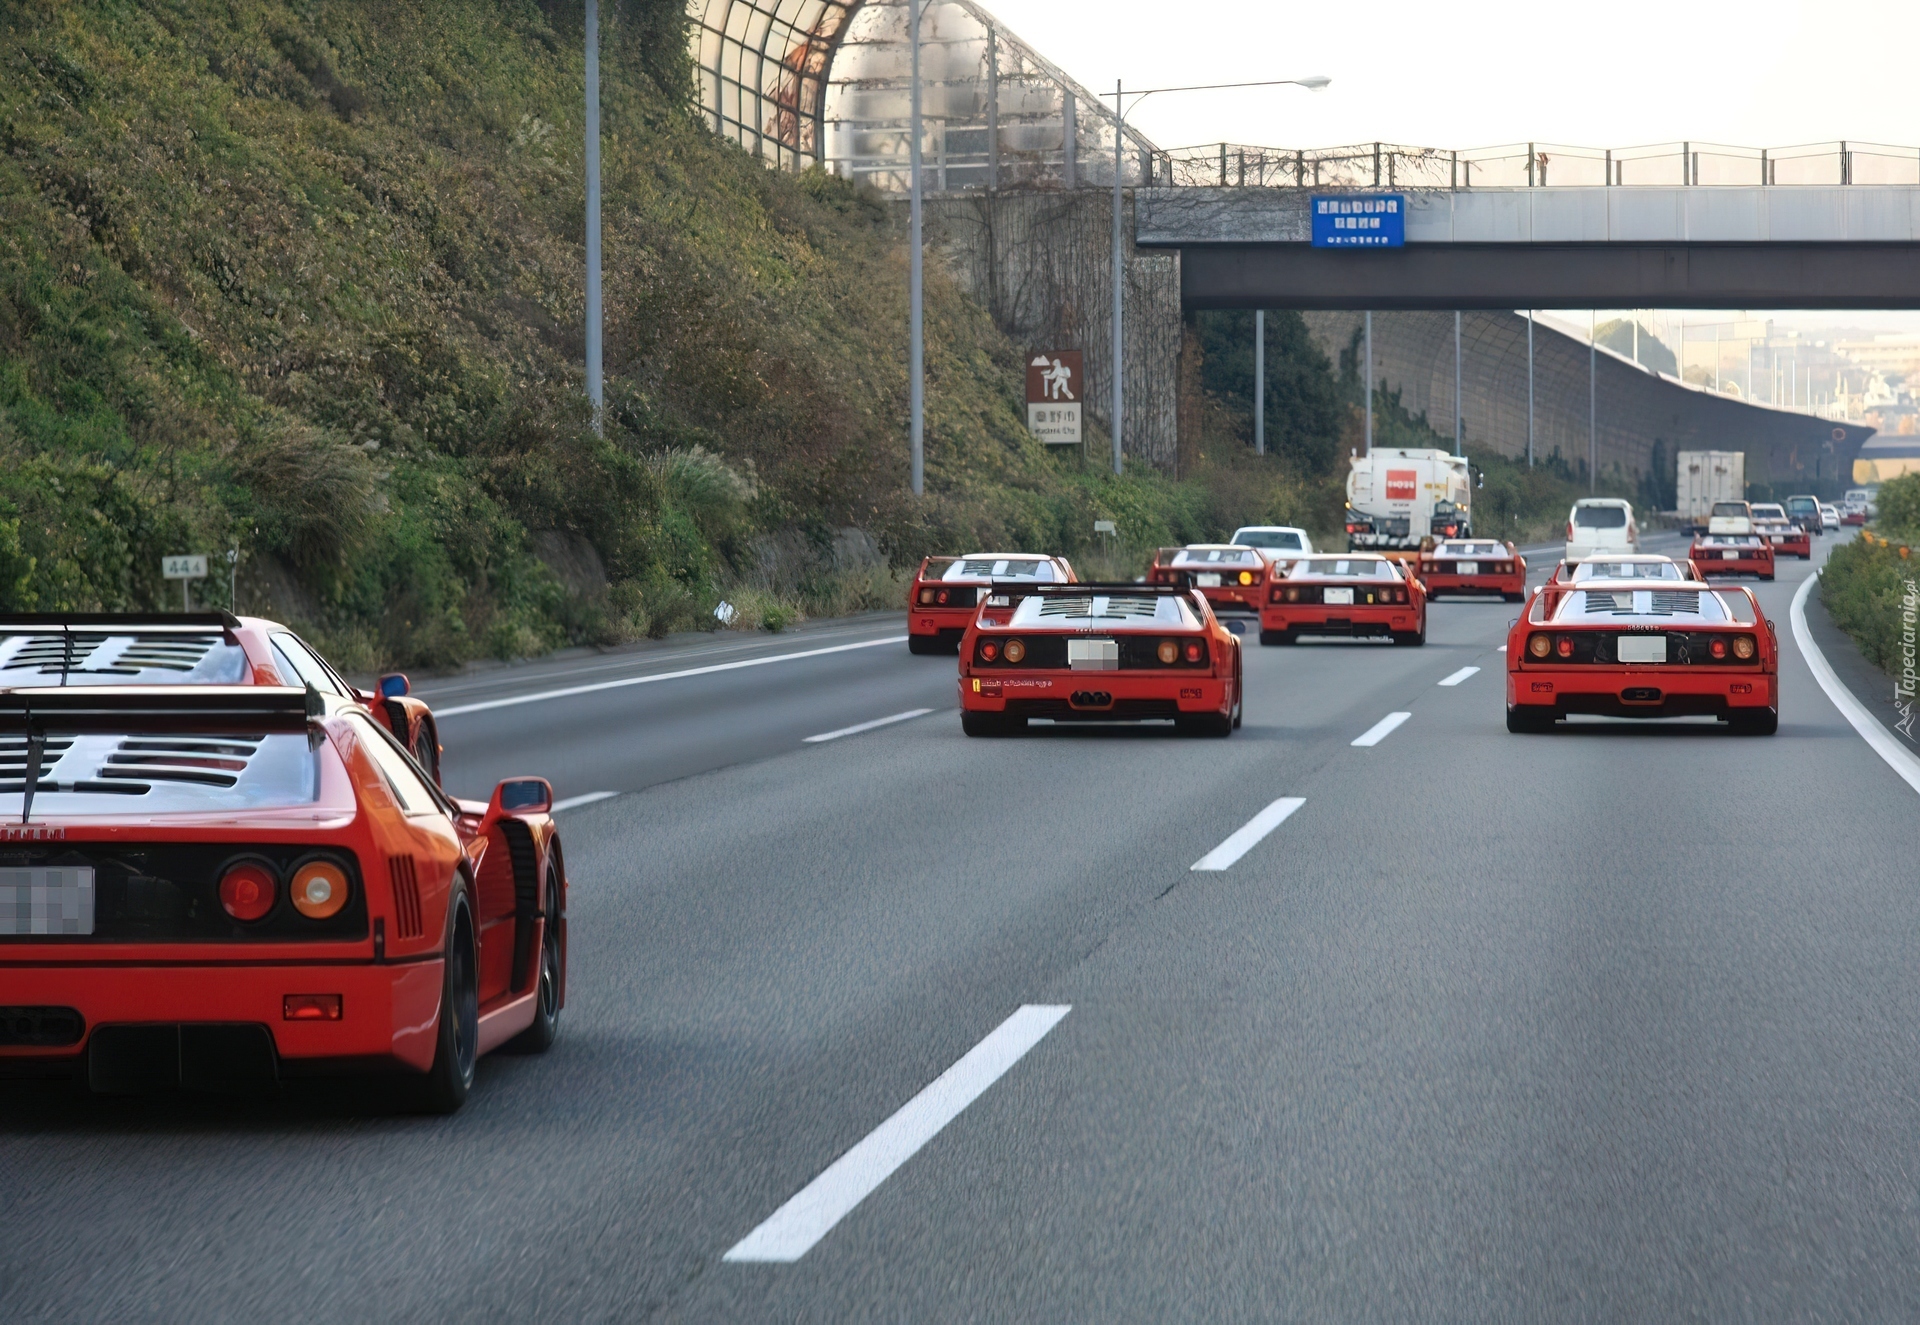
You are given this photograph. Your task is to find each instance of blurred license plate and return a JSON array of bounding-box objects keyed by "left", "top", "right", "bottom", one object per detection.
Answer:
[
  {"left": 1618, "top": 636, "right": 1667, "bottom": 663},
  {"left": 0, "top": 867, "right": 95, "bottom": 935},
  {"left": 1068, "top": 638, "right": 1119, "bottom": 670},
  {"left": 1323, "top": 587, "right": 1354, "bottom": 605},
  {"left": 1456, "top": 561, "right": 1479, "bottom": 576},
  {"left": 1722, "top": 549, "right": 1741, "bottom": 559},
  {"left": 1195, "top": 573, "right": 1222, "bottom": 587}
]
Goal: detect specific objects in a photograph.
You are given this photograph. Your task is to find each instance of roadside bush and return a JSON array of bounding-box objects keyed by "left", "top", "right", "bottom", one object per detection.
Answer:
[{"left": 1822, "top": 474, "right": 1920, "bottom": 676}]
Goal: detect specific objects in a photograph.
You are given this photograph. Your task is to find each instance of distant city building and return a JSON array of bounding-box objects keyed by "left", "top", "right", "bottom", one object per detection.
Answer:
[{"left": 1834, "top": 335, "right": 1920, "bottom": 382}]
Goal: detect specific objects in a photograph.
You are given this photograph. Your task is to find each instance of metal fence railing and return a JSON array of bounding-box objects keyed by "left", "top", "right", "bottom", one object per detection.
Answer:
[{"left": 1154, "top": 141, "right": 1920, "bottom": 190}]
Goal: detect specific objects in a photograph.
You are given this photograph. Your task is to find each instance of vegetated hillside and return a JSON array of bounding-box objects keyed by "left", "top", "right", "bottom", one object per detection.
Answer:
[
  {"left": 0, "top": 0, "right": 1336, "bottom": 668},
  {"left": 1823, "top": 473, "right": 1920, "bottom": 677}
]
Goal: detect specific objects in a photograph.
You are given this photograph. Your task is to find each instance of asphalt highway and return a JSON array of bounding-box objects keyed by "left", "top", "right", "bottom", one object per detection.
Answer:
[{"left": 6, "top": 530, "right": 1920, "bottom": 1321}]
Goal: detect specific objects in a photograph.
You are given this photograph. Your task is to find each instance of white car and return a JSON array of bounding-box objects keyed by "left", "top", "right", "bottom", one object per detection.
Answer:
[
  {"left": 1821, "top": 503, "right": 1842, "bottom": 528},
  {"left": 1565, "top": 498, "right": 1638, "bottom": 562},
  {"left": 1230, "top": 526, "right": 1314, "bottom": 573}
]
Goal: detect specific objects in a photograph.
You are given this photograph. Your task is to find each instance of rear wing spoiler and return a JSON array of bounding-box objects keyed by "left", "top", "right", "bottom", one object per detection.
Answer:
[
  {"left": 0, "top": 612, "right": 241, "bottom": 633},
  {"left": 981, "top": 580, "right": 1198, "bottom": 608},
  {"left": 0, "top": 686, "right": 316, "bottom": 733}
]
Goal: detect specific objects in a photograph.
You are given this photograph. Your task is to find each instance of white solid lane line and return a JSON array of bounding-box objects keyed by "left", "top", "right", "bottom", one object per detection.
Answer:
[
  {"left": 1790, "top": 571, "right": 1920, "bottom": 796},
  {"left": 436, "top": 636, "right": 908, "bottom": 718},
  {"left": 1497, "top": 644, "right": 1508, "bottom": 653},
  {"left": 1437, "top": 666, "right": 1480, "bottom": 687},
  {"left": 550, "top": 791, "right": 619, "bottom": 812},
  {"left": 803, "top": 708, "right": 934, "bottom": 743},
  {"left": 1190, "top": 797, "right": 1306, "bottom": 872},
  {"left": 1352, "top": 712, "right": 1412, "bottom": 747},
  {"left": 723, "top": 1004, "right": 1071, "bottom": 1264}
]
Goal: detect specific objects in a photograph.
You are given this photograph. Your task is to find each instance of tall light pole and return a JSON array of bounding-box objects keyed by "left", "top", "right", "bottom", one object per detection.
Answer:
[
  {"left": 1364, "top": 310, "right": 1373, "bottom": 454},
  {"left": 1108, "top": 74, "right": 1328, "bottom": 475},
  {"left": 1254, "top": 309, "right": 1265, "bottom": 455},
  {"left": 1525, "top": 308, "right": 1534, "bottom": 467},
  {"left": 584, "top": 0, "right": 603, "bottom": 435},
  {"left": 908, "top": 0, "right": 925, "bottom": 495},
  {"left": 1453, "top": 310, "right": 1462, "bottom": 456},
  {"left": 1588, "top": 309, "right": 1596, "bottom": 491}
]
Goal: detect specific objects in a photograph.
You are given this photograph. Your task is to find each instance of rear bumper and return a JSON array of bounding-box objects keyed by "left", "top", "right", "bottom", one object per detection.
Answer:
[
  {"left": 960, "top": 673, "right": 1227, "bottom": 716},
  {"left": 909, "top": 612, "right": 972, "bottom": 639},
  {"left": 1261, "top": 606, "right": 1417, "bottom": 635},
  {"left": 0, "top": 959, "right": 443, "bottom": 1072},
  {"left": 1197, "top": 587, "right": 1262, "bottom": 613},
  {"left": 1422, "top": 574, "right": 1523, "bottom": 597},
  {"left": 1507, "top": 667, "right": 1775, "bottom": 718}
]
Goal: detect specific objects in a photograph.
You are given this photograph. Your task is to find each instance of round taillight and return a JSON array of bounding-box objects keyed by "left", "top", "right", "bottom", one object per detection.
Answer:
[
  {"left": 1238, "top": 571, "right": 1252, "bottom": 586},
  {"left": 936, "top": 589, "right": 950, "bottom": 605},
  {"left": 219, "top": 862, "right": 277, "bottom": 922},
  {"left": 1185, "top": 642, "right": 1202, "bottom": 662},
  {"left": 981, "top": 641, "right": 999, "bottom": 661},
  {"left": 1556, "top": 636, "right": 1574, "bottom": 658},
  {"left": 290, "top": 860, "right": 349, "bottom": 921},
  {"left": 918, "top": 588, "right": 934, "bottom": 605},
  {"left": 1528, "top": 634, "right": 1552, "bottom": 659},
  {"left": 1733, "top": 635, "right": 1755, "bottom": 660},
  {"left": 1710, "top": 637, "right": 1728, "bottom": 659},
  {"left": 1285, "top": 587, "right": 1300, "bottom": 602},
  {"left": 1157, "top": 640, "right": 1178, "bottom": 664},
  {"left": 1003, "top": 639, "right": 1026, "bottom": 664}
]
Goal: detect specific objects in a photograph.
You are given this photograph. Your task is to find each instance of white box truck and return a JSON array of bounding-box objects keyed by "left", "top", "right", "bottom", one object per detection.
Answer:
[
  {"left": 1344, "top": 448, "right": 1472, "bottom": 552},
  {"left": 1677, "top": 450, "right": 1745, "bottom": 533}
]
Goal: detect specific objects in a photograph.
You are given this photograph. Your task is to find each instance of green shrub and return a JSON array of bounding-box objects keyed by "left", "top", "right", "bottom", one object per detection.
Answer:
[{"left": 1822, "top": 533, "right": 1918, "bottom": 675}]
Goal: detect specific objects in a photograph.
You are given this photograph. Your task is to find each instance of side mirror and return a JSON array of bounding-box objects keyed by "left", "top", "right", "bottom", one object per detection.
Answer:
[
  {"left": 377, "top": 673, "right": 411, "bottom": 699},
  {"left": 489, "top": 777, "right": 553, "bottom": 816}
]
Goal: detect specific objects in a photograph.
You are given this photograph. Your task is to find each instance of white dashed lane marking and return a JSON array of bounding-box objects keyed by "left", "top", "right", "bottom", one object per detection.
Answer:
[
  {"left": 1190, "top": 797, "right": 1306, "bottom": 872},
  {"left": 551, "top": 791, "right": 619, "bottom": 812},
  {"left": 723, "top": 1005, "right": 1071, "bottom": 1263},
  {"left": 804, "top": 708, "right": 935, "bottom": 743},
  {"left": 1352, "top": 712, "right": 1411, "bottom": 747},
  {"left": 1437, "top": 666, "right": 1480, "bottom": 686}
]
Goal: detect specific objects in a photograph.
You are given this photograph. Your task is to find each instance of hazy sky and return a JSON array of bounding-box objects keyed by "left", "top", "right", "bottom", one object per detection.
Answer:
[{"left": 985, "top": 0, "right": 1920, "bottom": 153}]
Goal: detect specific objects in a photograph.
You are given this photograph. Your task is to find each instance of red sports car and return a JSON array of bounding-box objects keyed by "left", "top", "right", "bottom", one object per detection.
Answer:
[
  {"left": 0, "top": 685, "right": 566, "bottom": 1109},
  {"left": 1260, "top": 553, "right": 1427, "bottom": 646},
  {"left": 1146, "top": 544, "right": 1267, "bottom": 615},
  {"left": 907, "top": 554, "right": 1076, "bottom": 655},
  {"left": 1415, "top": 538, "right": 1527, "bottom": 601},
  {"left": 1755, "top": 519, "right": 1811, "bottom": 560},
  {"left": 1505, "top": 578, "right": 1778, "bottom": 733},
  {"left": 1688, "top": 533, "right": 1776, "bottom": 580},
  {"left": 959, "top": 582, "right": 1241, "bottom": 736},
  {"left": 0, "top": 613, "right": 443, "bottom": 782}
]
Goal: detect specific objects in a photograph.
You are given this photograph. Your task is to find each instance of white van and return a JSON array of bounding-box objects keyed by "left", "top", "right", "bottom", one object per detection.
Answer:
[
  {"left": 1230, "top": 526, "right": 1314, "bottom": 572},
  {"left": 1565, "top": 498, "right": 1638, "bottom": 562}
]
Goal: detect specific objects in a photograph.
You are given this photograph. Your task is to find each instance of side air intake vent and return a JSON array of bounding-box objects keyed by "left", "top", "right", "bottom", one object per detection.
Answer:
[{"left": 388, "top": 855, "right": 424, "bottom": 940}]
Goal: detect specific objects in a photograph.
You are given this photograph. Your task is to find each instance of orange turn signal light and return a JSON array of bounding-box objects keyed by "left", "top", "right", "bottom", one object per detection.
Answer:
[
  {"left": 1732, "top": 634, "right": 1755, "bottom": 659},
  {"left": 1527, "top": 633, "right": 1552, "bottom": 659},
  {"left": 1003, "top": 638, "right": 1026, "bottom": 664},
  {"left": 283, "top": 994, "right": 342, "bottom": 1021},
  {"left": 291, "top": 860, "right": 350, "bottom": 921}
]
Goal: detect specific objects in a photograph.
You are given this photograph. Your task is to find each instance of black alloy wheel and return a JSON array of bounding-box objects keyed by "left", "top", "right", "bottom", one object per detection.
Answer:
[
  {"left": 961, "top": 711, "right": 1025, "bottom": 737},
  {"left": 412, "top": 893, "right": 479, "bottom": 1114},
  {"left": 411, "top": 720, "right": 440, "bottom": 784},
  {"left": 506, "top": 864, "right": 563, "bottom": 1054},
  {"left": 1728, "top": 707, "right": 1779, "bottom": 736},
  {"left": 907, "top": 635, "right": 945, "bottom": 655},
  {"left": 1259, "top": 629, "right": 1294, "bottom": 647}
]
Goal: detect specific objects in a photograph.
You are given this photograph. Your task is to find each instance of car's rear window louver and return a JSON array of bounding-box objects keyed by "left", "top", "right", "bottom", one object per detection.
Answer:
[
  {"left": 1039, "top": 596, "right": 1095, "bottom": 617},
  {"left": 0, "top": 631, "right": 222, "bottom": 675},
  {"left": 1648, "top": 591, "right": 1701, "bottom": 615},
  {"left": 1101, "top": 596, "right": 1163, "bottom": 619},
  {"left": 1582, "top": 592, "right": 1634, "bottom": 614},
  {"left": 94, "top": 736, "right": 264, "bottom": 790}
]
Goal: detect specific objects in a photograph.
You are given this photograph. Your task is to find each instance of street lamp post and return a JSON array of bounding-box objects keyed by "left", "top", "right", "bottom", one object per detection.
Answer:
[
  {"left": 1107, "top": 74, "right": 1327, "bottom": 475},
  {"left": 584, "top": 0, "right": 603, "bottom": 435},
  {"left": 908, "top": 0, "right": 925, "bottom": 495}
]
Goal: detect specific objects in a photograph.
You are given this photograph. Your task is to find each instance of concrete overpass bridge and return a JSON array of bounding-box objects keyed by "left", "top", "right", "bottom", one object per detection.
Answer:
[{"left": 685, "top": 3, "right": 1885, "bottom": 481}]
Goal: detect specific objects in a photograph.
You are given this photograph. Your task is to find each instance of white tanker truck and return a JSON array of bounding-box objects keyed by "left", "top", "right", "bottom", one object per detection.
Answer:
[{"left": 1343, "top": 448, "right": 1473, "bottom": 553}]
